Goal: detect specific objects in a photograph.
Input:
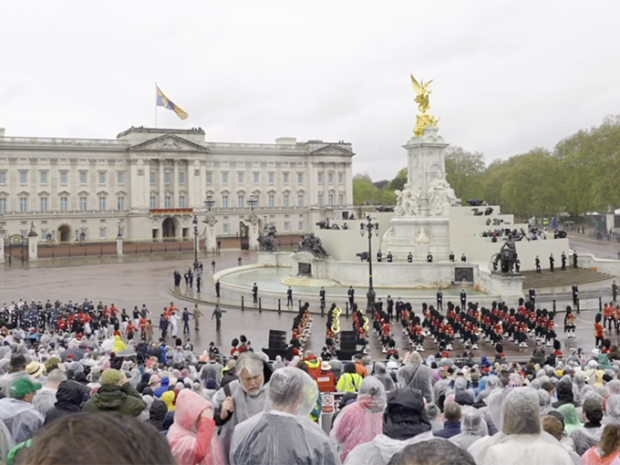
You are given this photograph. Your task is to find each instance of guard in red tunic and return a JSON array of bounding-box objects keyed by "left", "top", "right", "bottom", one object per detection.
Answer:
[{"left": 444, "top": 323, "right": 455, "bottom": 351}]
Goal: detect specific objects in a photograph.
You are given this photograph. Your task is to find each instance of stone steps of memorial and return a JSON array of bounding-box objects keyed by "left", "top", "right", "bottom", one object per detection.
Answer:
[
  {"left": 520, "top": 267, "right": 614, "bottom": 290},
  {"left": 279, "top": 276, "right": 337, "bottom": 287}
]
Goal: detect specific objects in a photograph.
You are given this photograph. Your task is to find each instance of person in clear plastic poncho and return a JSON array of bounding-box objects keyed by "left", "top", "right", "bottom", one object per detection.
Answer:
[
  {"left": 468, "top": 387, "right": 574, "bottom": 465},
  {"left": 167, "top": 389, "right": 223, "bottom": 465},
  {"left": 604, "top": 394, "right": 620, "bottom": 426},
  {"left": 230, "top": 367, "right": 340, "bottom": 465},
  {"left": 396, "top": 352, "right": 433, "bottom": 404},
  {"left": 212, "top": 353, "right": 269, "bottom": 464},
  {"left": 450, "top": 408, "right": 488, "bottom": 451},
  {"left": 331, "top": 377, "right": 386, "bottom": 462},
  {"left": 557, "top": 403, "right": 584, "bottom": 435},
  {"left": 344, "top": 387, "right": 434, "bottom": 465}
]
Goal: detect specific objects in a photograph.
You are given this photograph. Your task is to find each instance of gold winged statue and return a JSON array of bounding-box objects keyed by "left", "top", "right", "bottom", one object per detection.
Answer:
[{"left": 410, "top": 74, "right": 439, "bottom": 136}]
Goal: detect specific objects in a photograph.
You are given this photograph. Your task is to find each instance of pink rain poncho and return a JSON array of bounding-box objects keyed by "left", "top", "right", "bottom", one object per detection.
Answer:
[
  {"left": 167, "top": 390, "right": 223, "bottom": 465},
  {"left": 331, "top": 377, "right": 386, "bottom": 462}
]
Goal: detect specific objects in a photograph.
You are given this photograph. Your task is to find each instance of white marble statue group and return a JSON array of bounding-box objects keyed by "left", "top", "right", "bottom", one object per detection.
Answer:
[
  {"left": 394, "top": 180, "right": 421, "bottom": 217},
  {"left": 395, "top": 174, "right": 459, "bottom": 218}
]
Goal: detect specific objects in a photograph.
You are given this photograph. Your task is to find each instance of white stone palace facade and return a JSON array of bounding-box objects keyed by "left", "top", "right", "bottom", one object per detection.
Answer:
[{"left": 0, "top": 127, "right": 355, "bottom": 243}]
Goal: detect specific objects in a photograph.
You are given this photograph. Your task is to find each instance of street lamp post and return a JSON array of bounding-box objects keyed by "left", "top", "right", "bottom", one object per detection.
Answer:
[
  {"left": 204, "top": 194, "right": 215, "bottom": 212},
  {"left": 359, "top": 216, "right": 380, "bottom": 313},
  {"left": 248, "top": 194, "right": 258, "bottom": 211},
  {"left": 192, "top": 215, "right": 199, "bottom": 270}
]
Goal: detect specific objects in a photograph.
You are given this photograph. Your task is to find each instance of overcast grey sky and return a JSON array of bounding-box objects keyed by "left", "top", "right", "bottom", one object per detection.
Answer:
[{"left": 1, "top": 1, "right": 619, "bottom": 179}]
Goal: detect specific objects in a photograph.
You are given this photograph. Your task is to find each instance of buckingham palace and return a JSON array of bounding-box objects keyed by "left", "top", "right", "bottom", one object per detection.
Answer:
[{"left": 0, "top": 126, "right": 355, "bottom": 244}]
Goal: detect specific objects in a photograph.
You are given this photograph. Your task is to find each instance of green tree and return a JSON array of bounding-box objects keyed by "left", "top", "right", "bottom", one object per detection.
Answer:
[
  {"left": 387, "top": 168, "right": 407, "bottom": 192},
  {"left": 444, "top": 147, "right": 486, "bottom": 204},
  {"left": 500, "top": 149, "right": 565, "bottom": 219},
  {"left": 353, "top": 173, "right": 382, "bottom": 205}
]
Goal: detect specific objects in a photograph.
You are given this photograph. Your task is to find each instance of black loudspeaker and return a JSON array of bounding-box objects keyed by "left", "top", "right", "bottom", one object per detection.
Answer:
[
  {"left": 263, "top": 347, "right": 292, "bottom": 361},
  {"left": 336, "top": 349, "right": 358, "bottom": 360},
  {"left": 268, "top": 330, "right": 287, "bottom": 350},
  {"left": 340, "top": 331, "right": 357, "bottom": 350}
]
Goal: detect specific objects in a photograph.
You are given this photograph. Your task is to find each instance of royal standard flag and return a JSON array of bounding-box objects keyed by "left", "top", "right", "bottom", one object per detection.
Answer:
[{"left": 156, "top": 85, "right": 189, "bottom": 120}]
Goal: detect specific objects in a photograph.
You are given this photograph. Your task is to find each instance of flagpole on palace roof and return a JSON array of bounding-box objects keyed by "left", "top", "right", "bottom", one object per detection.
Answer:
[{"left": 155, "top": 82, "right": 158, "bottom": 128}]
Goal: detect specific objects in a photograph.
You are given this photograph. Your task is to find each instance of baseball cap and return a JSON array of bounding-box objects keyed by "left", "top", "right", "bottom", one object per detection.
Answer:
[{"left": 10, "top": 377, "right": 42, "bottom": 398}]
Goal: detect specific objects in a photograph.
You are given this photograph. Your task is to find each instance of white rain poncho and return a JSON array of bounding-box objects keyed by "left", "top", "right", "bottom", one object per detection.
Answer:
[
  {"left": 570, "top": 398, "right": 604, "bottom": 456},
  {"left": 0, "top": 419, "right": 13, "bottom": 464},
  {"left": 572, "top": 372, "right": 586, "bottom": 406},
  {"left": 32, "top": 387, "right": 57, "bottom": 416},
  {"left": 450, "top": 408, "right": 487, "bottom": 451},
  {"left": 212, "top": 379, "right": 269, "bottom": 463},
  {"left": 344, "top": 387, "right": 434, "bottom": 465},
  {"left": 0, "top": 372, "right": 29, "bottom": 397},
  {"left": 538, "top": 390, "right": 552, "bottom": 416},
  {"left": 230, "top": 367, "right": 340, "bottom": 465},
  {"left": 0, "top": 397, "right": 44, "bottom": 445},
  {"left": 372, "top": 363, "right": 394, "bottom": 392},
  {"left": 425, "top": 403, "right": 444, "bottom": 432},
  {"left": 468, "top": 388, "right": 574, "bottom": 465},
  {"left": 331, "top": 377, "right": 386, "bottom": 462},
  {"left": 608, "top": 380, "right": 620, "bottom": 395},
  {"left": 604, "top": 394, "right": 620, "bottom": 425},
  {"left": 476, "top": 375, "right": 500, "bottom": 403},
  {"left": 396, "top": 353, "right": 433, "bottom": 404}
]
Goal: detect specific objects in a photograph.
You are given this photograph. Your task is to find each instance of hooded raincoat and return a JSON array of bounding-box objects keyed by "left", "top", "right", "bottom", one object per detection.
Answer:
[
  {"left": 230, "top": 368, "right": 339, "bottom": 465},
  {"left": 450, "top": 408, "right": 487, "bottom": 451},
  {"left": 557, "top": 403, "right": 584, "bottom": 434},
  {"left": 604, "top": 395, "right": 620, "bottom": 425},
  {"left": 82, "top": 382, "right": 146, "bottom": 417},
  {"left": 468, "top": 388, "right": 573, "bottom": 465},
  {"left": 212, "top": 379, "right": 269, "bottom": 464},
  {"left": 167, "top": 390, "right": 222, "bottom": 465},
  {"left": 396, "top": 355, "right": 433, "bottom": 404},
  {"left": 344, "top": 388, "right": 434, "bottom": 465},
  {"left": 44, "top": 380, "right": 84, "bottom": 426},
  {"left": 154, "top": 377, "right": 170, "bottom": 398},
  {"left": 552, "top": 376, "right": 578, "bottom": 409},
  {"left": 0, "top": 397, "right": 44, "bottom": 445},
  {"left": 372, "top": 363, "right": 394, "bottom": 392},
  {"left": 113, "top": 335, "right": 126, "bottom": 353},
  {"left": 331, "top": 377, "right": 386, "bottom": 462}
]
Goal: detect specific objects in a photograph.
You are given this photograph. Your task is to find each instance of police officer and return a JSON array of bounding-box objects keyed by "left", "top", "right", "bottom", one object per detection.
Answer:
[
  {"left": 461, "top": 253, "right": 467, "bottom": 262},
  {"left": 436, "top": 290, "right": 443, "bottom": 312},
  {"left": 387, "top": 252, "right": 393, "bottom": 263},
  {"left": 287, "top": 286, "right": 293, "bottom": 307},
  {"left": 347, "top": 286, "right": 355, "bottom": 308},
  {"left": 427, "top": 252, "right": 433, "bottom": 263},
  {"left": 561, "top": 252, "right": 567, "bottom": 271},
  {"left": 407, "top": 252, "right": 413, "bottom": 263},
  {"left": 252, "top": 283, "right": 258, "bottom": 303},
  {"left": 535, "top": 256, "right": 541, "bottom": 273},
  {"left": 449, "top": 251, "right": 455, "bottom": 262}
]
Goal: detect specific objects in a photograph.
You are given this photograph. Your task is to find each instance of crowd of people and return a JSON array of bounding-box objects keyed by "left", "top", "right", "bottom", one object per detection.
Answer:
[{"left": 4, "top": 291, "right": 620, "bottom": 465}]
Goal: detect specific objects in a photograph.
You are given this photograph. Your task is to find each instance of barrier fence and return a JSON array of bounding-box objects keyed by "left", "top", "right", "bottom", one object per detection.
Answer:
[{"left": 192, "top": 279, "right": 614, "bottom": 316}]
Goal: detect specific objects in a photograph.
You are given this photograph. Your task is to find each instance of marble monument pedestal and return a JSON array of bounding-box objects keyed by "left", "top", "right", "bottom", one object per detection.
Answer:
[{"left": 381, "top": 216, "right": 450, "bottom": 261}]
